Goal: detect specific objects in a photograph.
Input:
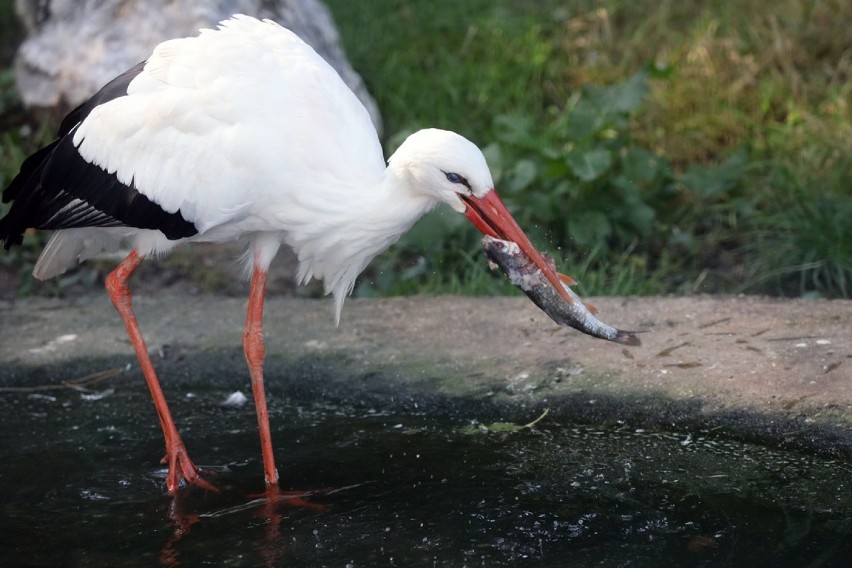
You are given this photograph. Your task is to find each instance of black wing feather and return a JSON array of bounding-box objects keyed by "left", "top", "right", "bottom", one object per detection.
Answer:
[
  {"left": 57, "top": 62, "right": 147, "bottom": 136},
  {"left": 0, "top": 61, "right": 198, "bottom": 249}
]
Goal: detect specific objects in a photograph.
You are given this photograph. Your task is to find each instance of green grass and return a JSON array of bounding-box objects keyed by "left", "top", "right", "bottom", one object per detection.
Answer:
[
  {"left": 1, "top": 0, "right": 849, "bottom": 298},
  {"left": 743, "top": 160, "right": 852, "bottom": 297},
  {"left": 322, "top": 0, "right": 851, "bottom": 298}
]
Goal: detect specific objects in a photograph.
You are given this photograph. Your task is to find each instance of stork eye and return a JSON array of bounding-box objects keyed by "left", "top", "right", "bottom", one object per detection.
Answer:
[{"left": 444, "top": 171, "right": 471, "bottom": 188}]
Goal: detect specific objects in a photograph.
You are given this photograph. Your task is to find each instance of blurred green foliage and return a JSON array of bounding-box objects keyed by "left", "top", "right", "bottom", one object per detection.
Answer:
[
  {"left": 325, "top": 0, "right": 850, "bottom": 298},
  {"left": 1, "top": 0, "right": 849, "bottom": 299}
]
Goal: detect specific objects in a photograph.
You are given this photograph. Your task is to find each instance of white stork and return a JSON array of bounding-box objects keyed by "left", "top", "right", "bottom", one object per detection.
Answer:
[{"left": 0, "top": 15, "right": 573, "bottom": 493}]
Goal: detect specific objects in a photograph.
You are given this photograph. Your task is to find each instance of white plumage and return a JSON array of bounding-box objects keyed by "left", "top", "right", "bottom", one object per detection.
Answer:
[
  {"left": 0, "top": 15, "right": 568, "bottom": 494},
  {"left": 34, "top": 16, "right": 501, "bottom": 321}
]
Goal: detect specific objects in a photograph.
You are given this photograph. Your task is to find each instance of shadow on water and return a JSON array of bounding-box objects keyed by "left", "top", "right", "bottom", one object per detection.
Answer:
[{"left": 0, "top": 374, "right": 850, "bottom": 567}]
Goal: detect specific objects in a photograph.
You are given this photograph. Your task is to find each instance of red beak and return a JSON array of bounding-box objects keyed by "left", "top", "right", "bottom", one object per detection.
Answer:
[{"left": 462, "top": 189, "right": 575, "bottom": 305}]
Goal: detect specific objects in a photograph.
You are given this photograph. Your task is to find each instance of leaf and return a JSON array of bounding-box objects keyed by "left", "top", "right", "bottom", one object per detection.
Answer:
[
  {"left": 679, "top": 147, "right": 748, "bottom": 199},
  {"left": 482, "top": 142, "right": 503, "bottom": 182},
  {"left": 599, "top": 70, "right": 648, "bottom": 114},
  {"left": 482, "top": 422, "right": 527, "bottom": 433},
  {"left": 459, "top": 409, "right": 549, "bottom": 435},
  {"left": 568, "top": 211, "right": 612, "bottom": 245},
  {"left": 566, "top": 148, "right": 613, "bottom": 182},
  {"left": 505, "top": 159, "right": 538, "bottom": 193},
  {"left": 626, "top": 203, "right": 656, "bottom": 235},
  {"left": 544, "top": 157, "right": 572, "bottom": 180},
  {"left": 612, "top": 176, "right": 656, "bottom": 234},
  {"left": 564, "top": 104, "right": 599, "bottom": 141},
  {"left": 552, "top": 179, "right": 574, "bottom": 196},
  {"left": 493, "top": 114, "right": 535, "bottom": 146},
  {"left": 621, "top": 147, "right": 662, "bottom": 184},
  {"left": 398, "top": 206, "right": 464, "bottom": 253}
]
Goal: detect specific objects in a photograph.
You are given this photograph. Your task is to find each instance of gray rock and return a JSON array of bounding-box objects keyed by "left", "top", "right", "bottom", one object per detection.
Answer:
[{"left": 13, "top": 0, "right": 382, "bottom": 134}]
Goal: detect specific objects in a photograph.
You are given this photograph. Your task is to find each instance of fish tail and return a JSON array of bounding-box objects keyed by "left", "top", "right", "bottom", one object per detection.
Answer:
[
  {"left": 612, "top": 329, "right": 641, "bottom": 346},
  {"left": 558, "top": 272, "right": 577, "bottom": 286}
]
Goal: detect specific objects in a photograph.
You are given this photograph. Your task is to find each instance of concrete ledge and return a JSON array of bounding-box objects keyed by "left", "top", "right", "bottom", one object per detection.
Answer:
[{"left": 2, "top": 294, "right": 850, "bottom": 456}]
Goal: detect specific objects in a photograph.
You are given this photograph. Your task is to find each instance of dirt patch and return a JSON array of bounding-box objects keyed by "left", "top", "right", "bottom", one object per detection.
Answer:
[{"left": 1, "top": 290, "right": 849, "bottom": 457}]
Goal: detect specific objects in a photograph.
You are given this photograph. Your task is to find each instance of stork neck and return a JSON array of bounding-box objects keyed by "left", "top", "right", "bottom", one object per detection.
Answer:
[
  {"left": 289, "top": 166, "right": 438, "bottom": 325},
  {"left": 368, "top": 164, "right": 437, "bottom": 233}
]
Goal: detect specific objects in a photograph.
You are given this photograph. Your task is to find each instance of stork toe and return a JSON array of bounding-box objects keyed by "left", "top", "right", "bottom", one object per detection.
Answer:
[{"left": 162, "top": 444, "right": 219, "bottom": 494}]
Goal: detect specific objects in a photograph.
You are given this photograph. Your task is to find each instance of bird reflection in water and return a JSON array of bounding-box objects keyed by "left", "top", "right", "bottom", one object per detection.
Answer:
[{"left": 158, "top": 484, "right": 338, "bottom": 567}]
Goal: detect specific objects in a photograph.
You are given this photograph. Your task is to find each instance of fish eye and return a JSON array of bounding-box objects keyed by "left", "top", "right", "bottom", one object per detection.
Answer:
[{"left": 444, "top": 171, "right": 471, "bottom": 189}]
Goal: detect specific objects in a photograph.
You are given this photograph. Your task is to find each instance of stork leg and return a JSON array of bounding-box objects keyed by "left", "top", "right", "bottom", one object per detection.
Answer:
[
  {"left": 244, "top": 264, "right": 279, "bottom": 486},
  {"left": 106, "top": 249, "right": 216, "bottom": 493}
]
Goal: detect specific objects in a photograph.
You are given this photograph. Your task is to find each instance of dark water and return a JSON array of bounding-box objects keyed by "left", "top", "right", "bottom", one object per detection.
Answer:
[{"left": 1, "top": 385, "right": 850, "bottom": 567}]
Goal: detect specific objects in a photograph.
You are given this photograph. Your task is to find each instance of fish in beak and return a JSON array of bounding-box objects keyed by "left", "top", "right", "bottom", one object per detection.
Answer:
[
  {"left": 482, "top": 236, "right": 641, "bottom": 346},
  {"left": 461, "top": 189, "right": 576, "bottom": 305}
]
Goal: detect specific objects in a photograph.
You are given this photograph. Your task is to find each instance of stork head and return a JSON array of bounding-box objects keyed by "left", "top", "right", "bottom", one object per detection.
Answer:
[{"left": 388, "top": 128, "right": 572, "bottom": 304}]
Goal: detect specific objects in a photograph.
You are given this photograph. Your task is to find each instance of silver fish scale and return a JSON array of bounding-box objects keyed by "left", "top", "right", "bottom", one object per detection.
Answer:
[{"left": 482, "top": 236, "right": 641, "bottom": 346}]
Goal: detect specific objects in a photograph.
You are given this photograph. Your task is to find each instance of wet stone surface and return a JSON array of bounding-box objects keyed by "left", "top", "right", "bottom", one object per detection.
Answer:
[{"left": 0, "top": 294, "right": 851, "bottom": 565}]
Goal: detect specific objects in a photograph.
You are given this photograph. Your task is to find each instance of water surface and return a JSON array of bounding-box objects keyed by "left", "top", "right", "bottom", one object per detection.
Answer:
[{"left": 1, "top": 384, "right": 849, "bottom": 566}]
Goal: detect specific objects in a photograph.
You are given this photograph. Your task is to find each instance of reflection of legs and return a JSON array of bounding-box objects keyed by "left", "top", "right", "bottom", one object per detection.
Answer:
[
  {"left": 244, "top": 264, "right": 279, "bottom": 486},
  {"left": 106, "top": 249, "right": 215, "bottom": 493},
  {"left": 159, "top": 494, "right": 201, "bottom": 567}
]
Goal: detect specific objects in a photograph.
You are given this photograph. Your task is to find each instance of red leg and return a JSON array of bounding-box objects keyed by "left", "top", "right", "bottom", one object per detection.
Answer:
[
  {"left": 244, "top": 264, "right": 279, "bottom": 486},
  {"left": 105, "top": 250, "right": 216, "bottom": 493}
]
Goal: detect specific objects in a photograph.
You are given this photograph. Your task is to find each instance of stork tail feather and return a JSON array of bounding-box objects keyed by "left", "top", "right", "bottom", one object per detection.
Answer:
[{"left": 33, "top": 229, "right": 120, "bottom": 280}]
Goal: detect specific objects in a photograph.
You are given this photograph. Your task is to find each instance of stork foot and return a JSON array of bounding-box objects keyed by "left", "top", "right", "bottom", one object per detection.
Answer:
[{"left": 161, "top": 442, "right": 219, "bottom": 494}]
